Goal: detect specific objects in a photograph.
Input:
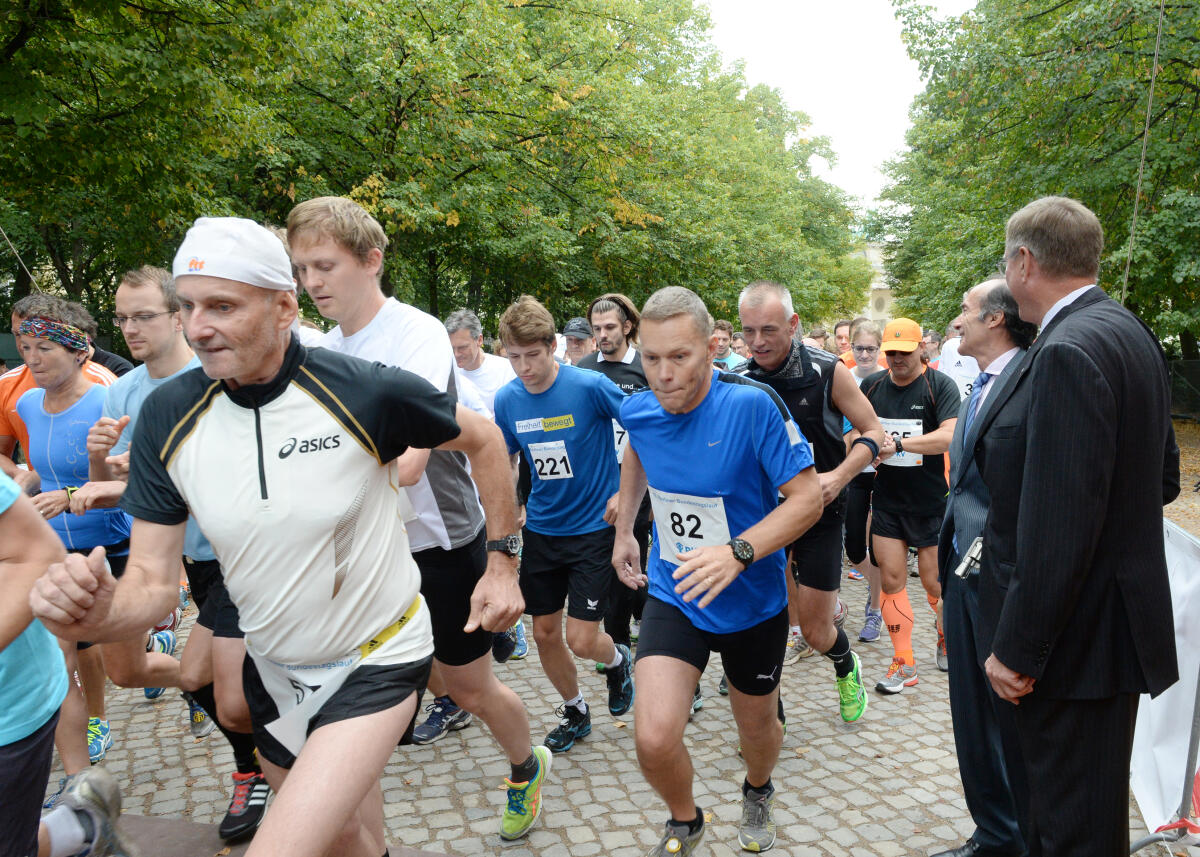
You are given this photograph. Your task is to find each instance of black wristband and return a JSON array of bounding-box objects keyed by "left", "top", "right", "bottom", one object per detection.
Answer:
[{"left": 851, "top": 436, "right": 879, "bottom": 459}]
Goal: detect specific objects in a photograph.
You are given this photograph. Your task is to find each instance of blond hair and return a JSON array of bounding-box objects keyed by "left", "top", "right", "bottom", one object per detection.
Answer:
[
  {"left": 499, "top": 295, "right": 556, "bottom": 348},
  {"left": 287, "top": 197, "right": 388, "bottom": 270}
]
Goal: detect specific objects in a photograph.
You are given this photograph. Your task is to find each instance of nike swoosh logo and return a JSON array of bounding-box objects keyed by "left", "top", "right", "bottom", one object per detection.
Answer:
[{"left": 708, "top": 440, "right": 721, "bottom": 447}]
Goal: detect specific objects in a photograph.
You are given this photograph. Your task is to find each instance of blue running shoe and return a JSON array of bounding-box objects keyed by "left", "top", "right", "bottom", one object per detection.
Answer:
[
  {"left": 492, "top": 627, "right": 517, "bottom": 663},
  {"left": 87, "top": 717, "right": 113, "bottom": 763},
  {"left": 144, "top": 629, "right": 176, "bottom": 700},
  {"left": 544, "top": 704, "right": 590, "bottom": 753},
  {"left": 509, "top": 621, "right": 528, "bottom": 660},
  {"left": 412, "top": 696, "right": 472, "bottom": 744},
  {"left": 601, "top": 643, "right": 634, "bottom": 716}
]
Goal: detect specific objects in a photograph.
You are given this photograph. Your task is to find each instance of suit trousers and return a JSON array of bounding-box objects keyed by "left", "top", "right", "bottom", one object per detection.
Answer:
[
  {"left": 1013, "top": 690, "right": 1139, "bottom": 857},
  {"left": 944, "top": 570, "right": 1027, "bottom": 855}
]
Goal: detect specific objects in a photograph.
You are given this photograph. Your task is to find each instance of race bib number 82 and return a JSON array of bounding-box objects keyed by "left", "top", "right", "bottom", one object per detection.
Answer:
[{"left": 647, "top": 486, "right": 731, "bottom": 565}]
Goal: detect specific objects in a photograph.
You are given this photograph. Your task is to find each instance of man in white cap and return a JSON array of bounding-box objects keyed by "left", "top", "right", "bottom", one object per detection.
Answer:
[{"left": 30, "top": 217, "right": 523, "bottom": 857}]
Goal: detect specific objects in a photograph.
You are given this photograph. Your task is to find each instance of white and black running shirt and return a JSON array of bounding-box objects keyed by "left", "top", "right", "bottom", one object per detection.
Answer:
[{"left": 122, "top": 337, "right": 461, "bottom": 666}]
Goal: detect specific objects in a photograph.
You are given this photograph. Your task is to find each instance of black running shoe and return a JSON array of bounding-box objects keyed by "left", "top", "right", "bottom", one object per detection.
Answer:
[
  {"left": 219, "top": 771, "right": 270, "bottom": 841},
  {"left": 603, "top": 643, "right": 635, "bottom": 716}
]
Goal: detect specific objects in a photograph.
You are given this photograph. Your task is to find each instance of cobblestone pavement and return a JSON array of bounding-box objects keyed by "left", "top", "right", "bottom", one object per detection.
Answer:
[{"left": 52, "top": 576, "right": 1171, "bottom": 857}]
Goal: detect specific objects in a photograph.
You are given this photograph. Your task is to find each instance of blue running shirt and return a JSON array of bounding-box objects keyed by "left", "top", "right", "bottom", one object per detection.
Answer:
[
  {"left": 495, "top": 364, "right": 626, "bottom": 536},
  {"left": 620, "top": 370, "right": 813, "bottom": 634},
  {"left": 17, "top": 385, "right": 132, "bottom": 551},
  {"left": 0, "top": 471, "right": 68, "bottom": 744}
]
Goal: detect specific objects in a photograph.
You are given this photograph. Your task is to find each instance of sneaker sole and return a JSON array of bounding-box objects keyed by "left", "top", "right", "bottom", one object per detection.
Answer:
[
  {"left": 874, "top": 676, "right": 919, "bottom": 694},
  {"left": 546, "top": 724, "right": 591, "bottom": 753}
]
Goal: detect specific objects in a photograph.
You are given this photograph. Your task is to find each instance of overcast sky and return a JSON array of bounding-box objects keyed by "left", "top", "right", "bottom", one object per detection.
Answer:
[{"left": 704, "top": 0, "right": 976, "bottom": 211}]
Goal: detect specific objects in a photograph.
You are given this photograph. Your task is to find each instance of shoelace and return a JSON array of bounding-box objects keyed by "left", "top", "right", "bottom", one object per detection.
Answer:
[
  {"left": 229, "top": 776, "right": 257, "bottom": 814},
  {"left": 885, "top": 659, "right": 906, "bottom": 678},
  {"left": 505, "top": 781, "right": 531, "bottom": 815},
  {"left": 742, "top": 794, "right": 769, "bottom": 827}
]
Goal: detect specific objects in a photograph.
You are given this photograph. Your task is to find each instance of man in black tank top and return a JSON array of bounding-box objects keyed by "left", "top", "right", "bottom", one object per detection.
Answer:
[{"left": 739, "top": 281, "right": 884, "bottom": 724}]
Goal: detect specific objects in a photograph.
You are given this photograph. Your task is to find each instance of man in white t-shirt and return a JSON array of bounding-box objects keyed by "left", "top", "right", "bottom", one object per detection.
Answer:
[
  {"left": 445, "top": 308, "right": 517, "bottom": 412},
  {"left": 288, "top": 198, "right": 550, "bottom": 842}
]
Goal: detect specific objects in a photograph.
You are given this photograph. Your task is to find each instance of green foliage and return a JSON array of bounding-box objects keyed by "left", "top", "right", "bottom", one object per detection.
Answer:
[{"left": 875, "top": 0, "right": 1200, "bottom": 343}]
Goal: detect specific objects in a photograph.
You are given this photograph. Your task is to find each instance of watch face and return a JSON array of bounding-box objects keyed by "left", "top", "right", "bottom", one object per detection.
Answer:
[{"left": 732, "top": 539, "right": 753, "bottom": 564}]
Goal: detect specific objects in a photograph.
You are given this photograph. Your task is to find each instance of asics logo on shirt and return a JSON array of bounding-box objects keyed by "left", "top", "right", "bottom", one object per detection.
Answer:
[{"left": 278, "top": 435, "right": 342, "bottom": 459}]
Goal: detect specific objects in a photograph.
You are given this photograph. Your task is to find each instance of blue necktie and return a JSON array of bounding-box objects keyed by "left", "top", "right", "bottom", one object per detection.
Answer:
[{"left": 962, "top": 371, "right": 991, "bottom": 438}]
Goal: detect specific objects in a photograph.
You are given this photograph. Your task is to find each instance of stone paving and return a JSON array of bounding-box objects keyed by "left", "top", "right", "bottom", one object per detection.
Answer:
[{"left": 51, "top": 575, "right": 1171, "bottom": 856}]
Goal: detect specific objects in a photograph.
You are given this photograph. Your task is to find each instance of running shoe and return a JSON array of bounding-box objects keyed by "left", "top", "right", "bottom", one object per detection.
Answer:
[
  {"left": 500, "top": 745, "right": 552, "bottom": 840},
  {"left": 43, "top": 775, "right": 71, "bottom": 810},
  {"left": 87, "top": 717, "right": 113, "bottom": 764},
  {"left": 602, "top": 643, "right": 635, "bottom": 716},
  {"left": 510, "top": 621, "right": 529, "bottom": 660},
  {"left": 153, "top": 607, "right": 181, "bottom": 634},
  {"left": 718, "top": 673, "right": 729, "bottom": 696},
  {"left": 412, "top": 696, "right": 473, "bottom": 744},
  {"left": 935, "top": 630, "right": 948, "bottom": 672},
  {"left": 689, "top": 685, "right": 703, "bottom": 719},
  {"left": 647, "top": 816, "right": 704, "bottom": 857},
  {"left": 836, "top": 652, "right": 868, "bottom": 722},
  {"left": 738, "top": 786, "right": 777, "bottom": 852},
  {"left": 143, "top": 629, "right": 177, "bottom": 700},
  {"left": 875, "top": 658, "right": 919, "bottom": 694},
  {"left": 491, "top": 627, "right": 517, "bottom": 663},
  {"left": 179, "top": 584, "right": 190, "bottom": 610},
  {"left": 833, "top": 599, "right": 847, "bottom": 631},
  {"left": 858, "top": 609, "right": 882, "bottom": 643},
  {"left": 783, "top": 629, "right": 815, "bottom": 664},
  {"left": 544, "top": 703, "right": 591, "bottom": 752},
  {"left": 184, "top": 693, "right": 215, "bottom": 739},
  {"left": 218, "top": 770, "right": 270, "bottom": 841},
  {"left": 846, "top": 568, "right": 864, "bottom": 581},
  {"left": 61, "top": 766, "right": 136, "bottom": 857}
]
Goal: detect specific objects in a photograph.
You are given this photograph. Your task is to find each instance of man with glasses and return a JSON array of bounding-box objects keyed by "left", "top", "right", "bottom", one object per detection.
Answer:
[
  {"left": 82, "top": 265, "right": 270, "bottom": 842},
  {"left": 861, "top": 318, "right": 960, "bottom": 693}
]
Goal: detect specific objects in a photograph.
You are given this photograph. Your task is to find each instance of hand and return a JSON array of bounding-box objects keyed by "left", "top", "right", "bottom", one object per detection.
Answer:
[
  {"left": 817, "top": 472, "right": 841, "bottom": 507},
  {"left": 32, "top": 489, "right": 69, "bottom": 520},
  {"left": 672, "top": 544, "right": 744, "bottom": 608},
  {"left": 87, "top": 415, "right": 129, "bottom": 458},
  {"left": 69, "top": 481, "right": 126, "bottom": 515},
  {"left": 602, "top": 492, "right": 620, "bottom": 526},
  {"left": 106, "top": 452, "right": 131, "bottom": 480},
  {"left": 985, "top": 653, "right": 1035, "bottom": 704},
  {"left": 30, "top": 547, "right": 116, "bottom": 640},
  {"left": 875, "top": 434, "right": 896, "bottom": 466},
  {"left": 462, "top": 554, "right": 523, "bottom": 633},
  {"left": 516, "top": 505, "right": 526, "bottom": 529},
  {"left": 13, "top": 467, "right": 40, "bottom": 495},
  {"left": 612, "top": 530, "right": 647, "bottom": 590}
]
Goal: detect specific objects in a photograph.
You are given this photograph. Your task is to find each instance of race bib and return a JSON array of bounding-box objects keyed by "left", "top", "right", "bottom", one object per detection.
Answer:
[
  {"left": 879, "top": 417, "right": 923, "bottom": 467},
  {"left": 612, "top": 420, "right": 629, "bottom": 464},
  {"left": 647, "top": 486, "right": 731, "bottom": 565},
  {"left": 529, "top": 440, "right": 574, "bottom": 480}
]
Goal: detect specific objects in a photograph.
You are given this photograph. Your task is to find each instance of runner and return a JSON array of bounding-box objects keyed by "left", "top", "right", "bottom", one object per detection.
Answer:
[
  {"left": 711, "top": 320, "right": 747, "bottom": 371},
  {"left": 287, "top": 196, "right": 549, "bottom": 840},
  {"left": 80, "top": 265, "right": 269, "bottom": 841},
  {"left": 445, "top": 308, "right": 517, "bottom": 412},
  {"left": 861, "top": 318, "right": 960, "bottom": 693},
  {"left": 562, "top": 317, "right": 596, "bottom": 366},
  {"left": 739, "top": 281, "right": 881, "bottom": 723},
  {"left": 494, "top": 295, "right": 635, "bottom": 753},
  {"left": 30, "top": 216, "right": 523, "bottom": 857},
  {"left": 611, "top": 286, "right": 821, "bottom": 855}
]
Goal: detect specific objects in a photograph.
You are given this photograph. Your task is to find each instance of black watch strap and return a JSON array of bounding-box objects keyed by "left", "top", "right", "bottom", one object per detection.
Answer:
[{"left": 485, "top": 534, "right": 522, "bottom": 556}]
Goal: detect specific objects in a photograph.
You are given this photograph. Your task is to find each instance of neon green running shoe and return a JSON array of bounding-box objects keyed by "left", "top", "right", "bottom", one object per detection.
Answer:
[
  {"left": 837, "top": 651, "right": 868, "bottom": 722},
  {"left": 500, "top": 745, "right": 552, "bottom": 840}
]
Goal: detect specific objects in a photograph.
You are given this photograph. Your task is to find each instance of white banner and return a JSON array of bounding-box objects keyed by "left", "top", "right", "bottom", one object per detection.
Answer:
[{"left": 1130, "top": 520, "right": 1200, "bottom": 842}]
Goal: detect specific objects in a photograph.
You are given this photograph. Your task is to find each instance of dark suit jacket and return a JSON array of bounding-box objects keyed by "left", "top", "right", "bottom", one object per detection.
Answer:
[{"left": 974, "top": 287, "right": 1181, "bottom": 699}]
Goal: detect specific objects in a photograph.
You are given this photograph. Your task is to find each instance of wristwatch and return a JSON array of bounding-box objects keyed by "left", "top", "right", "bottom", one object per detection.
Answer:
[
  {"left": 485, "top": 534, "right": 522, "bottom": 556},
  {"left": 893, "top": 436, "right": 905, "bottom": 454},
  {"left": 728, "top": 537, "right": 755, "bottom": 569}
]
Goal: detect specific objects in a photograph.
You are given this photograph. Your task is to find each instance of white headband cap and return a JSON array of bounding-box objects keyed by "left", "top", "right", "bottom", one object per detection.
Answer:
[{"left": 173, "top": 217, "right": 293, "bottom": 291}]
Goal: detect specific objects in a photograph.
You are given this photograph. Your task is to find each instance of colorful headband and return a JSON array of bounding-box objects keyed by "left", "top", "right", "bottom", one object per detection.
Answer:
[{"left": 18, "top": 318, "right": 90, "bottom": 352}]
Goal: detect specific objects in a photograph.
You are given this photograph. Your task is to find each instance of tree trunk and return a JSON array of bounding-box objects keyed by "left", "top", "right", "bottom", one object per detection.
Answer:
[
  {"left": 1182, "top": 328, "right": 1198, "bottom": 360},
  {"left": 425, "top": 250, "right": 439, "bottom": 318},
  {"left": 466, "top": 271, "right": 482, "bottom": 312}
]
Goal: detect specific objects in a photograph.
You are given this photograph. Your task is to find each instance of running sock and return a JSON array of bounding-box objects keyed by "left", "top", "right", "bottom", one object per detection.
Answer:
[
  {"left": 824, "top": 627, "right": 855, "bottom": 678},
  {"left": 42, "top": 805, "right": 90, "bottom": 857},
  {"left": 187, "top": 685, "right": 261, "bottom": 773},
  {"left": 743, "top": 777, "right": 774, "bottom": 796},
  {"left": 880, "top": 588, "right": 915, "bottom": 666},
  {"left": 511, "top": 753, "right": 539, "bottom": 783},
  {"left": 670, "top": 806, "right": 704, "bottom": 835},
  {"left": 605, "top": 646, "right": 624, "bottom": 670},
  {"left": 789, "top": 624, "right": 801, "bottom": 637},
  {"left": 564, "top": 692, "right": 587, "bottom": 714}
]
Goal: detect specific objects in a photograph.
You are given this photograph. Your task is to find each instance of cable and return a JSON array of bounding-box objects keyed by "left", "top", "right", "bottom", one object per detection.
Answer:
[{"left": 0, "top": 221, "right": 36, "bottom": 285}]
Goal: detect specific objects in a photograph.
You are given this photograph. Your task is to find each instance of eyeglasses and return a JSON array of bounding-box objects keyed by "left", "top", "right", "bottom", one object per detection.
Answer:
[
  {"left": 852, "top": 345, "right": 879, "bottom": 355},
  {"left": 112, "top": 312, "right": 172, "bottom": 327}
]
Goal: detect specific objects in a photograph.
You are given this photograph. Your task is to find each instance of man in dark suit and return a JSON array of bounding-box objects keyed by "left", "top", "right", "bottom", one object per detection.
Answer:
[
  {"left": 932, "top": 277, "right": 1036, "bottom": 857},
  {"left": 974, "top": 196, "right": 1181, "bottom": 857}
]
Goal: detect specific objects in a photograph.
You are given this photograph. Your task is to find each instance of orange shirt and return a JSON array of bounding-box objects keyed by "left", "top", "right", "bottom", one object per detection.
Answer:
[
  {"left": 839, "top": 350, "right": 888, "bottom": 369},
  {"left": 0, "top": 362, "right": 118, "bottom": 460}
]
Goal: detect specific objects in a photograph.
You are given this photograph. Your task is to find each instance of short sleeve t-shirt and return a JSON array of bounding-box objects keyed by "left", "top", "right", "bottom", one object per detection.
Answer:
[
  {"left": 494, "top": 364, "right": 625, "bottom": 536},
  {"left": 0, "top": 362, "right": 117, "bottom": 463},
  {"left": 0, "top": 472, "right": 68, "bottom": 745},
  {"left": 461, "top": 353, "right": 517, "bottom": 413},
  {"left": 935, "top": 338, "right": 979, "bottom": 402},
  {"left": 862, "top": 367, "right": 961, "bottom": 516},
  {"left": 104, "top": 357, "right": 215, "bottom": 561},
  {"left": 620, "top": 370, "right": 812, "bottom": 634},
  {"left": 17, "top": 385, "right": 132, "bottom": 551}
]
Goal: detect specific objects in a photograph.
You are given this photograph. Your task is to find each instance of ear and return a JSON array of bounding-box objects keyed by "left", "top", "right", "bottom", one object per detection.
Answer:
[
  {"left": 277, "top": 290, "right": 299, "bottom": 331},
  {"left": 622, "top": 319, "right": 632, "bottom": 337},
  {"left": 787, "top": 313, "right": 800, "bottom": 337},
  {"left": 365, "top": 247, "right": 384, "bottom": 278}
]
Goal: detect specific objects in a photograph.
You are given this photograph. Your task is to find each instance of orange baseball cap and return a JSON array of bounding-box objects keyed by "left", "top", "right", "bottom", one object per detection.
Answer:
[{"left": 882, "top": 318, "right": 922, "bottom": 353}]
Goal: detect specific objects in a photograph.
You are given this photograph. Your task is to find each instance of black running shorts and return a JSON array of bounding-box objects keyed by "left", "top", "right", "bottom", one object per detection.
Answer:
[
  {"left": 414, "top": 528, "right": 491, "bottom": 667},
  {"left": 0, "top": 709, "right": 58, "bottom": 857},
  {"left": 186, "top": 558, "right": 244, "bottom": 639},
  {"left": 635, "top": 596, "right": 788, "bottom": 696},
  {"left": 869, "top": 507, "right": 941, "bottom": 549},
  {"left": 788, "top": 514, "right": 844, "bottom": 592},
  {"left": 520, "top": 526, "right": 614, "bottom": 622}
]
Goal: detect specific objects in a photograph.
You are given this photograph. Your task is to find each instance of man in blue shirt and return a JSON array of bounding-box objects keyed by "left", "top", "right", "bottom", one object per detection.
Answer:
[
  {"left": 494, "top": 296, "right": 634, "bottom": 753},
  {"left": 612, "top": 287, "right": 821, "bottom": 857}
]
